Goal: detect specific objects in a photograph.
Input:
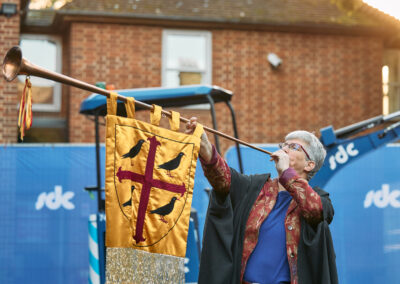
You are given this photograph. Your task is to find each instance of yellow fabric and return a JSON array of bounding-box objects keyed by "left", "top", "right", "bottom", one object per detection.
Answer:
[
  {"left": 125, "top": 97, "right": 135, "bottom": 118},
  {"left": 105, "top": 94, "right": 202, "bottom": 258},
  {"left": 150, "top": 104, "right": 162, "bottom": 126},
  {"left": 25, "top": 83, "right": 32, "bottom": 129},
  {"left": 169, "top": 111, "right": 180, "bottom": 132},
  {"left": 18, "top": 77, "right": 33, "bottom": 141},
  {"left": 107, "top": 92, "right": 118, "bottom": 115},
  {"left": 193, "top": 123, "right": 204, "bottom": 138}
]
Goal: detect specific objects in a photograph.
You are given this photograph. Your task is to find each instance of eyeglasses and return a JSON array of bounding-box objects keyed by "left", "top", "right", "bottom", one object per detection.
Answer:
[{"left": 278, "top": 142, "right": 311, "bottom": 160}]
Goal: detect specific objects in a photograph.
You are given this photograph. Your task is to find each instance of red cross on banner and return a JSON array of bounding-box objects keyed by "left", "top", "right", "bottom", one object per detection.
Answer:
[{"left": 116, "top": 135, "right": 187, "bottom": 244}]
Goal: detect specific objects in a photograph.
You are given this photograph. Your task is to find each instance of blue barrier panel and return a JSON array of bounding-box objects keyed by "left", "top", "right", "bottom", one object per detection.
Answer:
[
  {"left": 323, "top": 144, "right": 400, "bottom": 284},
  {"left": 225, "top": 144, "right": 278, "bottom": 176},
  {"left": 0, "top": 144, "right": 210, "bottom": 283},
  {"left": 0, "top": 145, "right": 101, "bottom": 284},
  {"left": 225, "top": 144, "right": 400, "bottom": 284},
  {"left": 185, "top": 215, "right": 200, "bottom": 283},
  {"left": 191, "top": 162, "right": 212, "bottom": 245}
]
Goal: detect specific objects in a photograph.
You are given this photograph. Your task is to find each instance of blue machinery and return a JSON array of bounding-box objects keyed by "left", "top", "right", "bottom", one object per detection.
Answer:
[{"left": 310, "top": 110, "right": 400, "bottom": 187}]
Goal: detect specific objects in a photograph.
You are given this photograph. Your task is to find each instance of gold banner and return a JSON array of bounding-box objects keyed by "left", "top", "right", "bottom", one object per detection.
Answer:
[{"left": 105, "top": 92, "right": 202, "bottom": 257}]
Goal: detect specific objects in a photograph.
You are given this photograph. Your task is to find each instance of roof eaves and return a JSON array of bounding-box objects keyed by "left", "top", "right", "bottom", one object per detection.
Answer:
[
  {"left": 56, "top": 9, "right": 248, "bottom": 24},
  {"left": 55, "top": 9, "right": 388, "bottom": 30},
  {"left": 24, "top": 9, "right": 56, "bottom": 27}
]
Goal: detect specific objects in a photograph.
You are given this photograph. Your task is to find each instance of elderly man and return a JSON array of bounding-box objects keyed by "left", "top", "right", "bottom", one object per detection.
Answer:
[{"left": 185, "top": 118, "right": 338, "bottom": 284}]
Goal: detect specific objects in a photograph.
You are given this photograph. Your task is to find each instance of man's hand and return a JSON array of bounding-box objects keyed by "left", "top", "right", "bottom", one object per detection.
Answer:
[
  {"left": 270, "top": 149, "right": 290, "bottom": 176},
  {"left": 185, "top": 117, "right": 213, "bottom": 162}
]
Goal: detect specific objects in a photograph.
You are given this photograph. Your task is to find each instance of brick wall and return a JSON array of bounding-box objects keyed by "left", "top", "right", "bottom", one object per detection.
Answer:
[
  {"left": 0, "top": 0, "right": 20, "bottom": 143},
  {"left": 67, "top": 23, "right": 383, "bottom": 154},
  {"left": 68, "top": 23, "right": 163, "bottom": 142},
  {"left": 212, "top": 31, "right": 383, "bottom": 153}
]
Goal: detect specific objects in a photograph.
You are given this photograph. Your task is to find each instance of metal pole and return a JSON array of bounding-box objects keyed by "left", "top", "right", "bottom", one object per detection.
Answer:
[{"left": 94, "top": 111, "right": 103, "bottom": 212}]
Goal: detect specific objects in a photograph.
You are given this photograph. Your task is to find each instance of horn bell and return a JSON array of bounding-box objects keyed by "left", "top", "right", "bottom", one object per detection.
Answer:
[{"left": 2, "top": 46, "right": 23, "bottom": 82}]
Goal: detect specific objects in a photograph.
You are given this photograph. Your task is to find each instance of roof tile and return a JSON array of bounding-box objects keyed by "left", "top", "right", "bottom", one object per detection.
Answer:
[{"left": 58, "top": 0, "right": 380, "bottom": 27}]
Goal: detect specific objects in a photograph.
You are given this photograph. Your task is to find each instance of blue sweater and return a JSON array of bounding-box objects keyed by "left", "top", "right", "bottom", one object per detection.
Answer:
[{"left": 243, "top": 190, "right": 292, "bottom": 284}]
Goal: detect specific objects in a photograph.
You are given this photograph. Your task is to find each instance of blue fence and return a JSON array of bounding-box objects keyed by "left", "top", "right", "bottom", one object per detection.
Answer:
[
  {"left": 0, "top": 144, "right": 207, "bottom": 283},
  {"left": 3, "top": 142, "right": 398, "bottom": 283},
  {"left": 0, "top": 145, "right": 100, "bottom": 283}
]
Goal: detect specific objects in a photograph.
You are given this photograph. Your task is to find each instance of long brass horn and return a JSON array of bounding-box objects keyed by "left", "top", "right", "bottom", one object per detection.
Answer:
[{"left": 2, "top": 46, "right": 272, "bottom": 155}]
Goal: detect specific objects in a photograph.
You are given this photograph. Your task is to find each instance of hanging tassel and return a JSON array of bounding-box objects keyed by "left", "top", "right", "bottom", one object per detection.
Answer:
[{"left": 18, "top": 77, "right": 33, "bottom": 141}]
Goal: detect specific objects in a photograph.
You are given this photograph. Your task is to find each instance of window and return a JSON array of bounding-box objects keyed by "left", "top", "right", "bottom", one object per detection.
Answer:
[
  {"left": 382, "top": 65, "right": 389, "bottom": 115},
  {"left": 18, "top": 35, "right": 62, "bottom": 112},
  {"left": 382, "top": 49, "right": 400, "bottom": 115},
  {"left": 17, "top": 35, "right": 66, "bottom": 143},
  {"left": 162, "top": 30, "right": 212, "bottom": 87}
]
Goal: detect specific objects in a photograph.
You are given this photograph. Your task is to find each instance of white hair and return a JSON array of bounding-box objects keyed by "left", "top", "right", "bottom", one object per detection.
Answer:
[{"left": 285, "top": 130, "right": 326, "bottom": 180}]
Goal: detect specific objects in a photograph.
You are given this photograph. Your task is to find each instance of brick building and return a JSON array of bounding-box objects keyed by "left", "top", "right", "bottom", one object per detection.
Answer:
[
  {"left": 1, "top": 0, "right": 400, "bottom": 153},
  {"left": 0, "top": 0, "right": 24, "bottom": 143}
]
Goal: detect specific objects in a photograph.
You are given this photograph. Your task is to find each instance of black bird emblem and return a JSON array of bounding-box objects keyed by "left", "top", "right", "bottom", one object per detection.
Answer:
[
  {"left": 158, "top": 152, "right": 185, "bottom": 177},
  {"left": 122, "top": 186, "right": 135, "bottom": 207},
  {"left": 122, "top": 139, "right": 145, "bottom": 165},
  {"left": 150, "top": 197, "right": 179, "bottom": 224}
]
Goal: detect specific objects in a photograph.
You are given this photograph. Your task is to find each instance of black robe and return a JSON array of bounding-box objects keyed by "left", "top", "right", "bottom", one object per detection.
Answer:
[{"left": 198, "top": 168, "right": 338, "bottom": 284}]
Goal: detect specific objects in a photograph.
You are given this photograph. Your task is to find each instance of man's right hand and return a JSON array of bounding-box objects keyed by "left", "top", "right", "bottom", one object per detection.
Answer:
[{"left": 185, "top": 117, "right": 213, "bottom": 163}]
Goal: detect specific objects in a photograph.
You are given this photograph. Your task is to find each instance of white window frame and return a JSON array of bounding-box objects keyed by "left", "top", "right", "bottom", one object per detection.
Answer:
[
  {"left": 162, "top": 29, "right": 212, "bottom": 87},
  {"left": 19, "top": 34, "right": 62, "bottom": 112}
]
